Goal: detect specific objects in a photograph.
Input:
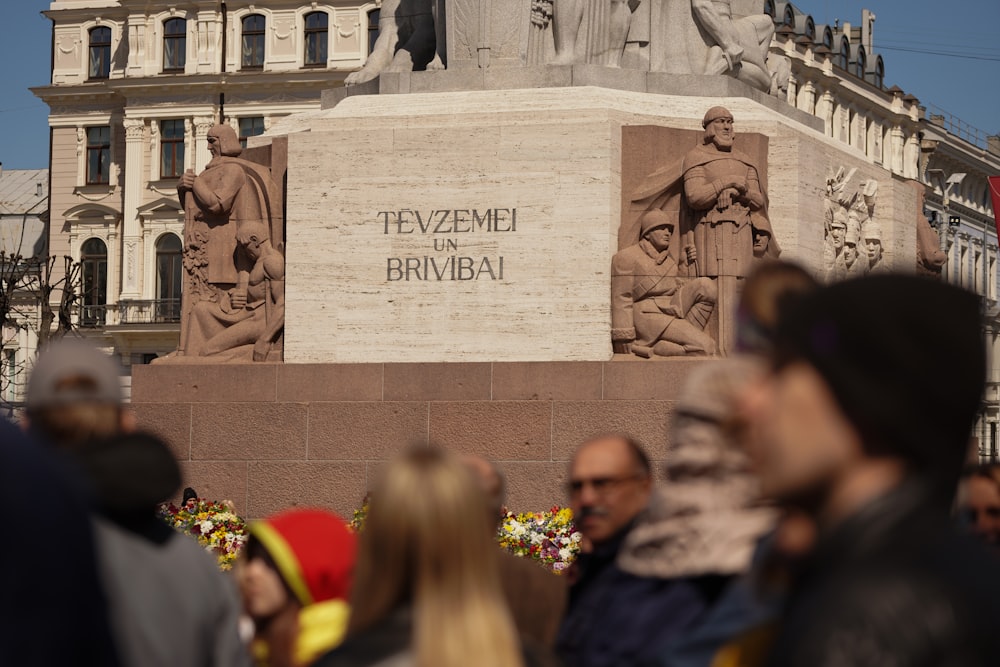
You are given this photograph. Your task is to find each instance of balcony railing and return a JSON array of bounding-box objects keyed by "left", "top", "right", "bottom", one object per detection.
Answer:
[
  {"left": 118, "top": 299, "right": 181, "bottom": 324},
  {"left": 79, "top": 304, "right": 109, "bottom": 328}
]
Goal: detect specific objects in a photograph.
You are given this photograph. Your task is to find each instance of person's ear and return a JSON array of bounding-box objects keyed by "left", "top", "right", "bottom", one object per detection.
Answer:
[{"left": 119, "top": 407, "right": 137, "bottom": 434}]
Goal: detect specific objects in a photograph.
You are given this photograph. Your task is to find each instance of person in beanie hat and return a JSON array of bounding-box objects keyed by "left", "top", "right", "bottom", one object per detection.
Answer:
[
  {"left": 242, "top": 509, "right": 357, "bottom": 667},
  {"left": 738, "top": 273, "right": 1000, "bottom": 667}
]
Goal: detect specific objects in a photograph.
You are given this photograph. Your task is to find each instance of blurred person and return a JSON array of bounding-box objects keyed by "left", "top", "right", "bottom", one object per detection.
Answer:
[
  {"left": 462, "top": 455, "right": 568, "bottom": 648},
  {"left": 738, "top": 274, "right": 1000, "bottom": 666},
  {"left": 314, "top": 447, "right": 541, "bottom": 667},
  {"left": 617, "top": 358, "right": 779, "bottom": 667},
  {"left": 24, "top": 340, "right": 249, "bottom": 667},
  {"left": 734, "top": 260, "right": 818, "bottom": 355},
  {"left": 956, "top": 465, "right": 1000, "bottom": 555},
  {"left": 23, "top": 337, "right": 134, "bottom": 448},
  {"left": 242, "top": 509, "right": 357, "bottom": 667},
  {"left": 0, "top": 419, "right": 120, "bottom": 666},
  {"left": 558, "top": 434, "right": 712, "bottom": 667},
  {"left": 76, "top": 432, "right": 250, "bottom": 667}
]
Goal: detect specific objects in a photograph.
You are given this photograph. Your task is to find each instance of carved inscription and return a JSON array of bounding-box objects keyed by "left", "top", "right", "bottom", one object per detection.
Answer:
[{"left": 379, "top": 207, "right": 516, "bottom": 281}]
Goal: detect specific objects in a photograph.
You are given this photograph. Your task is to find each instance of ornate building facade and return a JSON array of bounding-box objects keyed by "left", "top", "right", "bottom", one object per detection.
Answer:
[{"left": 32, "top": 0, "right": 380, "bottom": 392}]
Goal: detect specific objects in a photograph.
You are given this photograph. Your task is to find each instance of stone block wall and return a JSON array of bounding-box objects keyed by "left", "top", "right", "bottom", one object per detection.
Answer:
[{"left": 131, "top": 360, "right": 706, "bottom": 518}]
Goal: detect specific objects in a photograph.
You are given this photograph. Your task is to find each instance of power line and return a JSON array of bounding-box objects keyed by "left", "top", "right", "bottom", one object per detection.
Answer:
[{"left": 873, "top": 44, "right": 1000, "bottom": 63}]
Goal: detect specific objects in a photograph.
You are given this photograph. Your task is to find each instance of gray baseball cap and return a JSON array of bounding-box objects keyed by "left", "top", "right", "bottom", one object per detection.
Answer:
[{"left": 26, "top": 338, "right": 123, "bottom": 409}]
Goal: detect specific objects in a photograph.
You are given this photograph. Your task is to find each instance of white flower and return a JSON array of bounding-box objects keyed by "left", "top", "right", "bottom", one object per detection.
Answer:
[
  {"left": 559, "top": 548, "right": 572, "bottom": 561},
  {"left": 198, "top": 520, "right": 214, "bottom": 533}
]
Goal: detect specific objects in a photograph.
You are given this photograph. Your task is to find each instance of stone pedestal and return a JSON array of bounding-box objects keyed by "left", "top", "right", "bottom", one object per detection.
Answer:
[{"left": 270, "top": 82, "right": 917, "bottom": 363}]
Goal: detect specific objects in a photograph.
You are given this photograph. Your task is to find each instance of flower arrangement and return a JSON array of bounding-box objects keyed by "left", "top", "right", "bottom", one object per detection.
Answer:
[
  {"left": 349, "top": 494, "right": 370, "bottom": 532},
  {"left": 498, "top": 506, "right": 583, "bottom": 573},
  {"left": 158, "top": 499, "right": 248, "bottom": 570}
]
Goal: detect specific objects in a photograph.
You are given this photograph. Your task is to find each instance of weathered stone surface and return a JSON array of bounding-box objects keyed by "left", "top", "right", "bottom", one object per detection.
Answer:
[
  {"left": 491, "top": 362, "right": 603, "bottom": 400},
  {"left": 131, "top": 402, "right": 192, "bottom": 460},
  {"left": 308, "top": 402, "right": 429, "bottom": 459},
  {"left": 191, "top": 402, "right": 308, "bottom": 460},
  {"left": 429, "top": 401, "right": 552, "bottom": 460},
  {"left": 247, "top": 461, "right": 367, "bottom": 519},
  {"left": 177, "top": 461, "right": 249, "bottom": 512},
  {"left": 551, "top": 400, "right": 672, "bottom": 460}
]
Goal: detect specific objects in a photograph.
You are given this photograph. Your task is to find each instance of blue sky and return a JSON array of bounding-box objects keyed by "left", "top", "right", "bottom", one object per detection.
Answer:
[{"left": 1, "top": 0, "right": 998, "bottom": 169}]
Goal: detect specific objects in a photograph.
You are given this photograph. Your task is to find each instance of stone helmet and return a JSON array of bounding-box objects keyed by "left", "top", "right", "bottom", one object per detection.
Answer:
[
  {"left": 640, "top": 209, "right": 675, "bottom": 236},
  {"left": 845, "top": 225, "right": 860, "bottom": 246},
  {"left": 207, "top": 124, "right": 243, "bottom": 157},
  {"left": 702, "top": 106, "right": 734, "bottom": 128},
  {"left": 863, "top": 223, "right": 882, "bottom": 242}
]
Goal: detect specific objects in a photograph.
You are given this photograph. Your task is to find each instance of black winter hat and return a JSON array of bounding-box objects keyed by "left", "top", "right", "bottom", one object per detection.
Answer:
[{"left": 772, "top": 274, "right": 985, "bottom": 486}]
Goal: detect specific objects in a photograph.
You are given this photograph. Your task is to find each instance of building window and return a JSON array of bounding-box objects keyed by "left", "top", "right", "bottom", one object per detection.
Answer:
[
  {"left": 156, "top": 234, "right": 183, "bottom": 322},
  {"left": 238, "top": 116, "right": 266, "bottom": 148},
  {"left": 368, "top": 8, "right": 381, "bottom": 53},
  {"left": 86, "top": 126, "right": 111, "bottom": 185},
  {"left": 81, "top": 238, "right": 108, "bottom": 327},
  {"left": 822, "top": 27, "right": 833, "bottom": 51},
  {"left": 838, "top": 38, "right": 849, "bottom": 69},
  {"left": 855, "top": 47, "right": 866, "bottom": 79},
  {"left": 88, "top": 26, "right": 111, "bottom": 79},
  {"left": 304, "top": 11, "right": 328, "bottom": 66},
  {"left": 804, "top": 17, "right": 815, "bottom": 42},
  {"left": 873, "top": 58, "right": 884, "bottom": 88},
  {"left": 783, "top": 6, "right": 794, "bottom": 27},
  {"left": 163, "top": 18, "right": 187, "bottom": 71},
  {"left": 242, "top": 14, "right": 266, "bottom": 69},
  {"left": 160, "top": 119, "right": 185, "bottom": 178},
  {"left": 763, "top": 0, "right": 774, "bottom": 18}
]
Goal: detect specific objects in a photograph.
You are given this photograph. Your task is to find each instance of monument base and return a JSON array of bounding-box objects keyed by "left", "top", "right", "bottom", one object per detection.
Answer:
[{"left": 131, "top": 359, "right": 706, "bottom": 518}]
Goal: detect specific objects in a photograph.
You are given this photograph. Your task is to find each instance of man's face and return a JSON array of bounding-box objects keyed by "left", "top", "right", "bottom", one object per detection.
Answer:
[
  {"left": 844, "top": 241, "right": 858, "bottom": 265},
  {"left": 958, "top": 476, "right": 1000, "bottom": 547},
  {"left": 866, "top": 238, "right": 882, "bottom": 262},
  {"left": 830, "top": 224, "right": 846, "bottom": 250},
  {"left": 242, "top": 238, "right": 262, "bottom": 261},
  {"left": 644, "top": 225, "right": 673, "bottom": 253},
  {"left": 207, "top": 133, "right": 221, "bottom": 158},
  {"left": 736, "top": 361, "right": 862, "bottom": 507},
  {"left": 568, "top": 438, "right": 651, "bottom": 546},
  {"left": 707, "top": 117, "right": 735, "bottom": 149},
  {"left": 753, "top": 230, "right": 770, "bottom": 257}
]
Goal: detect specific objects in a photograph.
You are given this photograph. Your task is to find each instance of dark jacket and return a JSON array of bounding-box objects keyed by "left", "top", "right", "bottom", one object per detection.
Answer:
[
  {"left": 557, "top": 526, "right": 724, "bottom": 667},
  {"left": 767, "top": 480, "right": 1000, "bottom": 667}
]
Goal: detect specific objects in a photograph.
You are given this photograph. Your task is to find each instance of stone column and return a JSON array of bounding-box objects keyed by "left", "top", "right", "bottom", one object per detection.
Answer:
[
  {"left": 193, "top": 115, "right": 215, "bottom": 172},
  {"left": 889, "top": 126, "right": 904, "bottom": 175},
  {"left": 120, "top": 117, "right": 146, "bottom": 299}
]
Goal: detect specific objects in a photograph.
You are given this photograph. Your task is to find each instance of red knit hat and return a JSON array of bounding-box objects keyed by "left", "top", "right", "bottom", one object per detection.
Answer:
[{"left": 249, "top": 508, "right": 357, "bottom": 606}]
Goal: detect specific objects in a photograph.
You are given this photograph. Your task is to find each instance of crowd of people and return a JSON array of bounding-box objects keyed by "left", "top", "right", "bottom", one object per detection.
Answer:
[{"left": 4, "top": 264, "right": 1000, "bottom": 667}]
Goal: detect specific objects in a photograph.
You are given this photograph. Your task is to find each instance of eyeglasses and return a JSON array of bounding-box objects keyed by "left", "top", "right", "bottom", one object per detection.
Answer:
[{"left": 567, "top": 474, "right": 644, "bottom": 497}]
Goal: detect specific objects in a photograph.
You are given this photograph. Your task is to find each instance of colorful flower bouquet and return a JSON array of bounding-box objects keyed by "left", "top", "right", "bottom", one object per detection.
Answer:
[
  {"left": 158, "top": 499, "right": 248, "bottom": 570},
  {"left": 498, "top": 506, "right": 583, "bottom": 573}
]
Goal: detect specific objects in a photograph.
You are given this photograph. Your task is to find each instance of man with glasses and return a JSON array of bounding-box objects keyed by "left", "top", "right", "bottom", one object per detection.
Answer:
[{"left": 557, "top": 435, "right": 714, "bottom": 667}]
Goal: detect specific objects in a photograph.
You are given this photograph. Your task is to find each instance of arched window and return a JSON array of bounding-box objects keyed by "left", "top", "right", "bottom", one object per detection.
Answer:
[
  {"left": 304, "top": 11, "right": 328, "bottom": 66},
  {"left": 88, "top": 26, "right": 111, "bottom": 79},
  {"left": 805, "top": 17, "right": 816, "bottom": 42},
  {"left": 873, "top": 57, "right": 884, "bottom": 88},
  {"left": 156, "top": 234, "right": 182, "bottom": 322},
  {"left": 367, "top": 8, "right": 382, "bottom": 54},
  {"left": 855, "top": 46, "right": 866, "bottom": 79},
  {"left": 783, "top": 6, "right": 794, "bottom": 27},
  {"left": 838, "top": 38, "right": 849, "bottom": 69},
  {"left": 823, "top": 27, "right": 833, "bottom": 51},
  {"left": 763, "top": 0, "right": 775, "bottom": 18},
  {"left": 81, "top": 238, "right": 108, "bottom": 327},
  {"left": 242, "top": 14, "right": 266, "bottom": 69},
  {"left": 163, "top": 18, "right": 187, "bottom": 71}
]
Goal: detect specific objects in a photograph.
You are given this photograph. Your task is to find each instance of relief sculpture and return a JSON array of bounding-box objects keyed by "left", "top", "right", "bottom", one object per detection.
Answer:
[
  {"left": 346, "top": 0, "right": 445, "bottom": 85},
  {"left": 823, "top": 167, "right": 881, "bottom": 281},
  {"left": 617, "top": 107, "right": 778, "bottom": 358},
  {"left": 165, "top": 124, "right": 284, "bottom": 362}
]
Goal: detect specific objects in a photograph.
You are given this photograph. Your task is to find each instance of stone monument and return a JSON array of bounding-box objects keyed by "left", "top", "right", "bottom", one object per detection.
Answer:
[
  {"left": 161, "top": 124, "right": 284, "bottom": 362},
  {"left": 131, "top": 4, "right": 929, "bottom": 516}
]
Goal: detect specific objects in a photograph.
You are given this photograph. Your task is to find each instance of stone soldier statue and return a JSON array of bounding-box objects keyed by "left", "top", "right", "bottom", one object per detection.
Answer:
[
  {"left": 345, "top": 0, "right": 445, "bottom": 85},
  {"left": 681, "top": 106, "right": 776, "bottom": 279},
  {"left": 174, "top": 124, "right": 281, "bottom": 360},
  {"left": 611, "top": 209, "right": 718, "bottom": 357}
]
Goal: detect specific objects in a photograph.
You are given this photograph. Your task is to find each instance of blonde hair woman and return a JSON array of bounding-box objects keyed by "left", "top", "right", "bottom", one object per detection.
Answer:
[{"left": 313, "top": 447, "right": 541, "bottom": 667}]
